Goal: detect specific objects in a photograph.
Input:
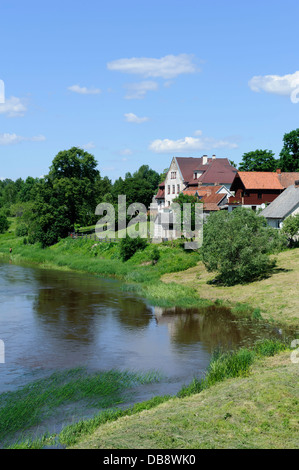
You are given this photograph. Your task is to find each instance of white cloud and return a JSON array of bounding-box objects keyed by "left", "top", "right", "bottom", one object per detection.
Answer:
[
  {"left": 81, "top": 141, "right": 96, "bottom": 150},
  {"left": 124, "top": 81, "right": 158, "bottom": 99},
  {"left": 149, "top": 134, "right": 238, "bottom": 153},
  {"left": 249, "top": 71, "right": 299, "bottom": 96},
  {"left": 107, "top": 54, "right": 197, "bottom": 79},
  {"left": 124, "top": 112, "right": 149, "bottom": 124},
  {"left": 120, "top": 148, "right": 132, "bottom": 156},
  {"left": 194, "top": 129, "right": 203, "bottom": 136},
  {"left": 0, "top": 96, "right": 27, "bottom": 117},
  {"left": 0, "top": 133, "right": 46, "bottom": 145},
  {"left": 68, "top": 85, "right": 101, "bottom": 95}
]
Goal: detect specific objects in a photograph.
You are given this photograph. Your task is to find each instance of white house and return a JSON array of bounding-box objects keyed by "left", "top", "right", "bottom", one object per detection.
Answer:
[
  {"left": 260, "top": 181, "right": 299, "bottom": 228},
  {"left": 155, "top": 155, "right": 237, "bottom": 209}
]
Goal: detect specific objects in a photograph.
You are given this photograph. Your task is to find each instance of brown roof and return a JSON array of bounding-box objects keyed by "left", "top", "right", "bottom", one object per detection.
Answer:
[
  {"left": 175, "top": 157, "right": 203, "bottom": 182},
  {"left": 232, "top": 172, "right": 284, "bottom": 190},
  {"left": 203, "top": 202, "right": 221, "bottom": 211},
  {"left": 156, "top": 188, "right": 165, "bottom": 199},
  {"left": 198, "top": 159, "right": 237, "bottom": 185},
  {"left": 183, "top": 185, "right": 226, "bottom": 210},
  {"left": 277, "top": 172, "right": 299, "bottom": 188},
  {"left": 175, "top": 157, "right": 237, "bottom": 185}
]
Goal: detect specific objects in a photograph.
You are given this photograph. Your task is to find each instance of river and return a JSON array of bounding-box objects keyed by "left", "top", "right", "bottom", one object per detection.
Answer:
[{"left": 0, "top": 260, "right": 287, "bottom": 400}]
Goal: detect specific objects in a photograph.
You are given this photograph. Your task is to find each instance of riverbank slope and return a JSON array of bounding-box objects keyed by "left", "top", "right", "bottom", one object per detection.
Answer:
[
  {"left": 70, "top": 350, "right": 299, "bottom": 449},
  {"left": 162, "top": 248, "right": 299, "bottom": 327},
  {"left": 0, "top": 225, "right": 299, "bottom": 326}
]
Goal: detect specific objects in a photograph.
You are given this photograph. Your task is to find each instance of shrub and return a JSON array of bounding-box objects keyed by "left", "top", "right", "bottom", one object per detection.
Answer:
[
  {"left": 282, "top": 213, "right": 299, "bottom": 247},
  {"left": 202, "top": 208, "right": 280, "bottom": 285},
  {"left": 119, "top": 235, "right": 147, "bottom": 261},
  {"left": 0, "top": 214, "right": 9, "bottom": 234},
  {"left": 149, "top": 246, "right": 160, "bottom": 264},
  {"left": 16, "top": 223, "right": 28, "bottom": 237}
]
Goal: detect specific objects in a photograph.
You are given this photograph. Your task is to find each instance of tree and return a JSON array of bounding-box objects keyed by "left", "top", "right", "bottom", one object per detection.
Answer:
[
  {"left": 202, "top": 208, "right": 280, "bottom": 285},
  {"left": 279, "top": 129, "right": 299, "bottom": 172},
  {"left": 119, "top": 234, "right": 147, "bottom": 261},
  {"left": 159, "top": 168, "right": 169, "bottom": 183},
  {"left": 238, "top": 150, "right": 278, "bottom": 172},
  {"left": 26, "top": 179, "right": 71, "bottom": 247},
  {"left": 49, "top": 147, "right": 99, "bottom": 182},
  {"left": 282, "top": 213, "right": 299, "bottom": 246},
  {"left": 0, "top": 214, "right": 9, "bottom": 233}
]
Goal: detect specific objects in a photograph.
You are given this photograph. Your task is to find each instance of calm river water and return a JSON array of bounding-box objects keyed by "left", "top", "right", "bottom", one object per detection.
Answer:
[{"left": 0, "top": 261, "right": 287, "bottom": 398}]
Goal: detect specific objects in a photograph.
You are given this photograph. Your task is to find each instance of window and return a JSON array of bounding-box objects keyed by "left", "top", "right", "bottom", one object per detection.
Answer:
[
  {"left": 172, "top": 185, "right": 175, "bottom": 194},
  {"left": 171, "top": 171, "right": 176, "bottom": 179},
  {"left": 177, "top": 184, "right": 180, "bottom": 193},
  {"left": 168, "top": 185, "right": 170, "bottom": 194},
  {"left": 258, "top": 192, "right": 262, "bottom": 199}
]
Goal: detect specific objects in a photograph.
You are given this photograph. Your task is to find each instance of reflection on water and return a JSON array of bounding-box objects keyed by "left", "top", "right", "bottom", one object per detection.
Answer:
[{"left": 0, "top": 261, "right": 289, "bottom": 395}]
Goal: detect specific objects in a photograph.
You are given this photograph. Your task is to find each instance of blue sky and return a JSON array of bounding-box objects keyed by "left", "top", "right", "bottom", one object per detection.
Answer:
[{"left": 1, "top": 0, "right": 299, "bottom": 181}]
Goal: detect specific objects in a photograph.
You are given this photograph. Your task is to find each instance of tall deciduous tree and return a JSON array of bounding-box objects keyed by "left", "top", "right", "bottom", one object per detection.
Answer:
[
  {"left": 279, "top": 129, "right": 299, "bottom": 172},
  {"left": 238, "top": 149, "right": 278, "bottom": 172}
]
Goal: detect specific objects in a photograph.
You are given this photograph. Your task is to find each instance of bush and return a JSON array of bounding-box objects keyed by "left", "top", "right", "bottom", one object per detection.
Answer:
[
  {"left": 282, "top": 213, "right": 299, "bottom": 247},
  {"left": 0, "top": 214, "right": 9, "bottom": 234},
  {"left": 202, "top": 208, "right": 280, "bottom": 285},
  {"left": 119, "top": 235, "right": 148, "bottom": 261},
  {"left": 16, "top": 223, "right": 28, "bottom": 237},
  {"left": 149, "top": 246, "right": 160, "bottom": 264}
]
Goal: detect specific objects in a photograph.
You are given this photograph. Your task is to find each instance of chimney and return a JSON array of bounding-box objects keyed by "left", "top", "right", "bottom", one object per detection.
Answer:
[
  {"left": 212, "top": 154, "right": 216, "bottom": 160},
  {"left": 276, "top": 169, "right": 281, "bottom": 174},
  {"left": 202, "top": 155, "right": 208, "bottom": 165}
]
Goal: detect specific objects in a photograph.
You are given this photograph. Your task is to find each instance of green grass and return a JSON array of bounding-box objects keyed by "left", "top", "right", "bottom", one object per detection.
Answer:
[
  {"left": 8, "top": 339, "right": 292, "bottom": 449},
  {"left": 68, "top": 343, "right": 298, "bottom": 449},
  {"left": 177, "top": 338, "right": 289, "bottom": 398},
  {"left": 0, "top": 227, "right": 203, "bottom": 308},
  {"left": 0, "top": 367, "right": 162, "bottom": 447}
]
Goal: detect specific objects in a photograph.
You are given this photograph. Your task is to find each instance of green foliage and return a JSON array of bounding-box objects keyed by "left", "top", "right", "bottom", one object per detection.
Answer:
[
  {"left": 119, "top": 234, "right": 148, "bottom": 261},
  {"left": 202, "top": 208, "right": 280, "bottom": 285},
  {"left": 279, "top": 128, "right": 299, "bottom": 171},
  {"left": 48, "top": 147, "right": 99, "bottom": 181},
  {"left": 282, "top": 213, "right": 299, "bottom": 246},
  {"left": 15, "top": 223, "right": 28, "bottom": 237},
  {"left": 177, "top": 338, "right": 288, "bottom": 398},
  {"left": 238, "top": 149, "right": 278, "bottom": 171},
  {"left": 0, "top": 214, "right": 9, "bottom": 233},
  {"left": 149, "top": 245, "right": 160, "bottom": 264},
  {"left": 0, "top": 368, "right": 162, "bottom": 446}
]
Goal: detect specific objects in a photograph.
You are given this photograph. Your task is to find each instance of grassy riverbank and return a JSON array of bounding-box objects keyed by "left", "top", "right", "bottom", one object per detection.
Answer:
[
  {"left": 69, "top": 348, "right": 298, "bottom": 450},
  {"left": 7, "top": 339, "right": 298, "bottom": 449},
  {"left": 0, "top": 227, "right": 206, "bottom": 309},
  {"left": 162, "top": 247, "right": 299, "bottom": 327},
  {"left": 1, "top": 222, "right": 299, "bottom": 325}
]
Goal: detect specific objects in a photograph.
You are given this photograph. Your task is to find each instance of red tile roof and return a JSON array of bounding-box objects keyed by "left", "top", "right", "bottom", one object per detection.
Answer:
[
  {"left": 183, "top": 185, "right": 226, "bottom": 210},
  {"left": 232, "top": 172, "right": 284, "bottom": 190},
  {"left": 277, "top": 172, "right": 299, "bottom": 188}
]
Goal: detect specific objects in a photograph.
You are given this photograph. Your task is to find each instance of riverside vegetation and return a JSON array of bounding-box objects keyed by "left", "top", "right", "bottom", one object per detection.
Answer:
[
  {"left": 0, "top": 146, "right": 299, "bottom": 448},
  {"left": 0, "top": 215, "right": 298, "bottom": 448}
]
